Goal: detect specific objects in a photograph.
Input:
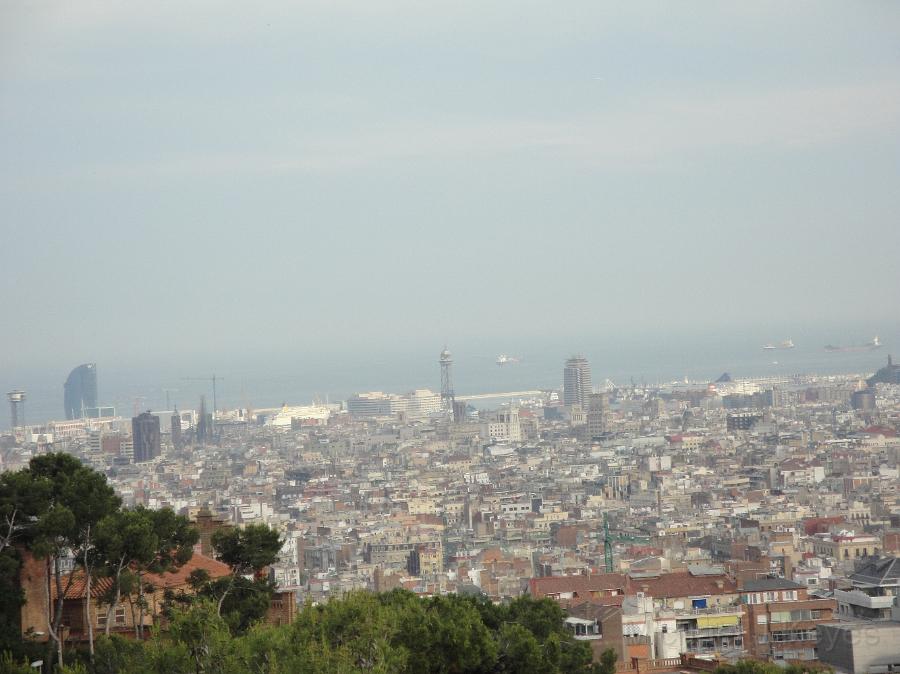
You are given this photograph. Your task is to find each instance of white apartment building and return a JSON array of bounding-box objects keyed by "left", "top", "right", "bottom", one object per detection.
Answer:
[{"left": 347, "top": 389, "right": 441, "bottom": 420}]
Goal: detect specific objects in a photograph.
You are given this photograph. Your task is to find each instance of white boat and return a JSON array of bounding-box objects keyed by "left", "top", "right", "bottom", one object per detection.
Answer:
[
  {"left": 496, "top": 354, "right": 521, "bottom": 366},
  {"left": 763, "top": 339, "right": 794, "bottom": 350}
]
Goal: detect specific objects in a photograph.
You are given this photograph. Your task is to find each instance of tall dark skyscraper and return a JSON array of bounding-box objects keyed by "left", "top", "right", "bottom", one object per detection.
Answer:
[
  {"left": 563, "top": 355, "right": 592, "bottom": 408},
  {"left": 171, "top": 412, "right": 182, "bottom": 449},
  {"left": 63, "top": 363, "right": 98, "bottom": 420},
  {"left": 132, "top": 411, "right": 161, "bottom": 462}
]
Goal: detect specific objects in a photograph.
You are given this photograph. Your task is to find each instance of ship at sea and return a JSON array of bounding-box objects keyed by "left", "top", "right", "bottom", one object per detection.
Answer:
[
  {"left": 762, "top": 339, "right": 795, "bottom": 350},
  {"left": 824, "top": 336, "right": 881, "bottom": 353},
  {"left": 496, "top": 354, "right": 521, "bottom": 366}
]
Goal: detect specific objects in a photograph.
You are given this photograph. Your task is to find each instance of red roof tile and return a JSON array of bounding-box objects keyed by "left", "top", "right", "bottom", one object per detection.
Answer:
[
  {"left": 529, "top": 570, "right": 737, "bottom": 601},
  {"left": 55, "top": 553, "right": 231, "bottom": 600}
]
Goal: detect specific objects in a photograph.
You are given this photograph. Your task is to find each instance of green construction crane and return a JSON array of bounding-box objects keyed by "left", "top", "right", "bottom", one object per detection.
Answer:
[
  {"left": 603, "top": 515, "right": 614, "bottom": 573},
  {"left": 602, "top": 516, "right": 650, "bottom": 572}
]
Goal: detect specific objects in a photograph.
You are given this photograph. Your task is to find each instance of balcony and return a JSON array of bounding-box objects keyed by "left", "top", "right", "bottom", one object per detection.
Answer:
[
  {"left": 670, "top": 605, "right": 744, "bottom": 618},
  {"left": 684, "top": 625, "right": 744, "bottom": 638},
  {"left": 834, "top": 589, "right": 897, "bottom": 610},
  {"left": 566, "top": 617, "right": 602, "bottom": 641}
]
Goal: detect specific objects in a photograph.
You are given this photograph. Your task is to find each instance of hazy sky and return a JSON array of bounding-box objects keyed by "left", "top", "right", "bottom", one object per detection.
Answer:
[{"left": 2, "top": 1, "right": 900, "bottom": 375}]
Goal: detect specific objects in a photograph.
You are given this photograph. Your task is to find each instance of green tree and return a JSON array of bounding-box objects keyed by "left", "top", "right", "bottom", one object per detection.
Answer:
[
  {"left": 31, "top": 498, "right": 76, "bottom": 670},
  {"left": 84, "top": 634, "right": 145, "bottom": 674},
  {"left": 0, "top": 651, "right": 35, "bottom": 674},
  {"left": 202, "top": 576, "right": 277, "bottom": 636},
  {"left": 504, "top": 595, "right": 566, "bottom": 642},
  {"left": 148, "top": 507, "right": 198, "bottom": 571},
  {"left": 386, "top": 592, "right": 498, "bottom": 673},
  {"left": 0, "top": 551, "right": 24, "bottom": 656},
  {"left": 27, "top": 453, "right": 121, "bottom": 667},
  {"left": 292, "top": 591, "right": 408, "bottom": 673},
  {"left": 593, "top": 648, "right": 618, "bottom": 674},
  {"left": 210, "top": 524, "right": 282, "bottom": 617},
  {"left": 212, "top": 525, "right": 282, "bottom": 576},
  {"left": 160, "top": 600, "right": 238, "bottom": 674},
  {"left": 131, "top": 508, "right": 198, "bottom": 638},
  {"left": 93, "top": 509, "right": 156, "bottom": 636},
  {"left": 65, "top": 465, "right": 121, "bottom": 660},
  {"left": 0, "top": 468, "right": 51, "bottom": 657},
  {"left": 0, "top": 469, "right": 51, "bottom": 555},
  {"left": 496, "top": 622, "right": 550, "bottom": 674},
  {"left": 9, "top": 589, "right": 626, "bottom": 674}
]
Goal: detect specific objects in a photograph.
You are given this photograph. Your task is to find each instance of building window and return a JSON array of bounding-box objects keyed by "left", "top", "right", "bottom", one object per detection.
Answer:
[
  {"left": 99, "top": 606, "right": 127, "bottom": 627},
  {"left": 771, "top": 629, "right": 818, "bottom": 642}
]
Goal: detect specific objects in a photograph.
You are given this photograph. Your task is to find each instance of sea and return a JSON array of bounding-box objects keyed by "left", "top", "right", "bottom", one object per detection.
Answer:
[{"left": 3, "top": 325, "right": 897, "bottom": 428}]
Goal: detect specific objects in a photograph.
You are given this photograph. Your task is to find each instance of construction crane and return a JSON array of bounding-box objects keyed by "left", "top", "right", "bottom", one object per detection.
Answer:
[
  {"left": 181, "top": 375, "right": 224, "bottom": 436},
  {"left": 603, "top": 516, "right": 614, "bottom": 573},
  {"left": 602, "top": 515, "right": 650, "bottom": 573}
]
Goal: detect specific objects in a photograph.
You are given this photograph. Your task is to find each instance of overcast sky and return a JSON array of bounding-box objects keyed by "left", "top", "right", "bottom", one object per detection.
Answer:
[{"left": 2, "top": 1, "right": 900, "bottom": 374}]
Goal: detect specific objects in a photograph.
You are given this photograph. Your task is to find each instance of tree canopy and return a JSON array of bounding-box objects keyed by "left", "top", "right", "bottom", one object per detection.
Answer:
[
  {"left": 33, "top": 590, "right": 613, "bottom": 674},
  {"left": 0, "top": 455, "right": 195, "bottom": 669}
]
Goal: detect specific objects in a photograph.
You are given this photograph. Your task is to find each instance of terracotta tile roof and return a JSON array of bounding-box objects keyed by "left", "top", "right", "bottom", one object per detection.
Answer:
[
  {"left": 529, "top": 570, "right": 737, "bottom": 600},
  {"left": 57, "top": 574, "right": 115, "bottom": 600},
  {"left": 630, "top": 570, "right": 737, "bottom": 598},
  {"left": 55, "top": 553, "right": 231, "bottom": 600},
  {"left": 529, "top": 573, "right": 628, "bottom": 598},
  {"left": 145, "top": 553, "right": 231, "bottom": 589}
]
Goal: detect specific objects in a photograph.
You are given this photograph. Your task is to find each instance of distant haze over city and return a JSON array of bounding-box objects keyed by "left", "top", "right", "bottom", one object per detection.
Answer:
[
  {"left": 2, "top": 2, "right": 900, "bottom": 381},
  {"left": 3, "top": 324, "right": 899, "bottom": 426}
]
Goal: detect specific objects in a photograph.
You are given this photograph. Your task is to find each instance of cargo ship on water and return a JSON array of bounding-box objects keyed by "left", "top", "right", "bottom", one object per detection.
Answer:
[
  {"left": 824, "top": 336, "right": 881, "bottom": 353},
  {"left": 763, "top": 339, "right": 795, "bottom": 350}
]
